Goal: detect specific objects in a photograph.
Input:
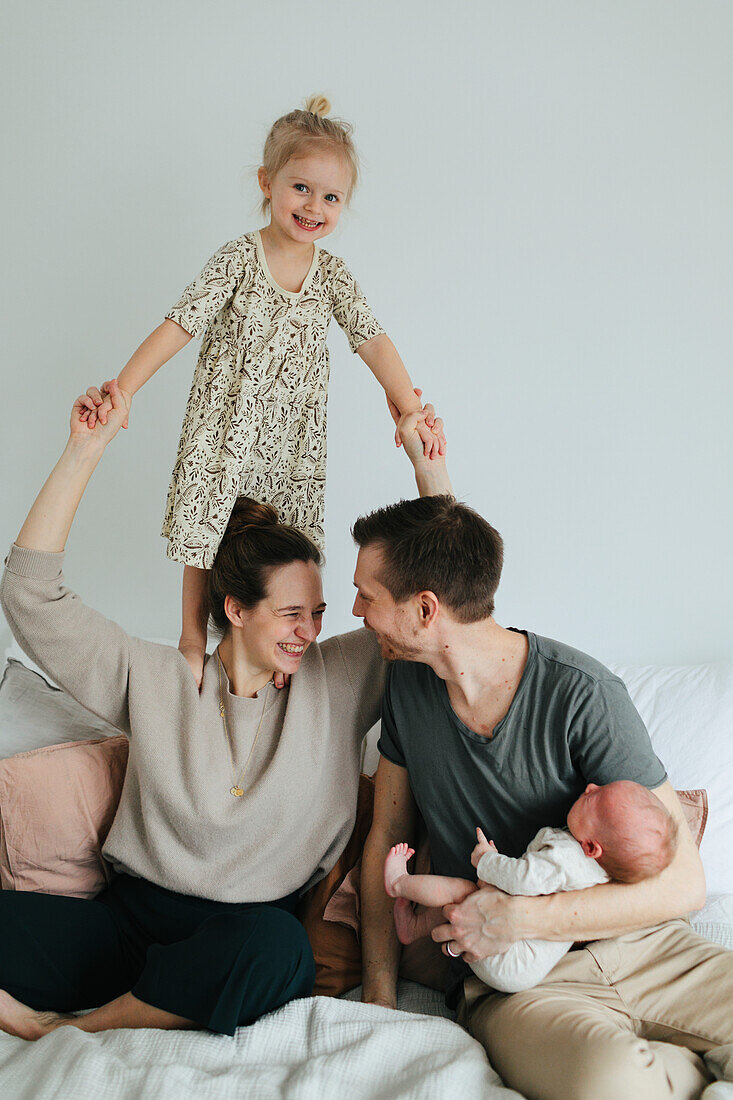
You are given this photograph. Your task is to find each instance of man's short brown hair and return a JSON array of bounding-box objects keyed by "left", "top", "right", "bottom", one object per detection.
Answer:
[{"left": 351, "top": 495, "right": 504, "bottom": 623}]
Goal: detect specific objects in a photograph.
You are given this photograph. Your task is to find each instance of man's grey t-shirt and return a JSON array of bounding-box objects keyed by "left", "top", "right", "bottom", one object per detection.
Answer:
[{"left": 377, "top": 630, "right": 667, "bottom": 884}]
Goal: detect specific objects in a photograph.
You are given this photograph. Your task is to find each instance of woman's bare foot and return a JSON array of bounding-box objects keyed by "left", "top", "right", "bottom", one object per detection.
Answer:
[
  {"left": 384, "top": 843, "right": 415, "bottom": 898},
  {"left": 0, "top": 989, "right": 73, "bottom": 1041}
]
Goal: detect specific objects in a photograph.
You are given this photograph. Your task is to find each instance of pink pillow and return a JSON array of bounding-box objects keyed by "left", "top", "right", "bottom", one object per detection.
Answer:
[{"left": 0, "top": 736, "right": 128, "bottom": 898}]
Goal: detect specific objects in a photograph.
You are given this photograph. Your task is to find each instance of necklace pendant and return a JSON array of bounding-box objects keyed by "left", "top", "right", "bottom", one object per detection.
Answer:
[{"left": 230, "top": 785, "right": 244, "bottom": 797}]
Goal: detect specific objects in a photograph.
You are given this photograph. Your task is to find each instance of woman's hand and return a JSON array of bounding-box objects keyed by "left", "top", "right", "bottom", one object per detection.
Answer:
[
  {"left": 72, "top": 379, "right": 131, "bottom": 447},
  {"left": 78, "top": 380, "right": 131, "bottom": 430},
  {"left": 16, "top": 380, "right": 132, "bottom": 554}
]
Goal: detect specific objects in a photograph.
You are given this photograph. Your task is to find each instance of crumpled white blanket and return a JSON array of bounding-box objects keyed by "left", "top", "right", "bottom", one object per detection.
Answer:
[{"left": 0, "top": 994, "right": 523, "bottom": 1100}]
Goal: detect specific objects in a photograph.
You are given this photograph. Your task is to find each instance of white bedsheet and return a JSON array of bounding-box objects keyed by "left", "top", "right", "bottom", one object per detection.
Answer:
[{"left": 0, "top": 993, "right": 523, "bottom": 1100}]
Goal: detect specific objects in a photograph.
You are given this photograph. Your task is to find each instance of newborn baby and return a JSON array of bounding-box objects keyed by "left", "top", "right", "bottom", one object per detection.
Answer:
[{"left": 384, "top": 780, "right": 679, "bottom": 993}]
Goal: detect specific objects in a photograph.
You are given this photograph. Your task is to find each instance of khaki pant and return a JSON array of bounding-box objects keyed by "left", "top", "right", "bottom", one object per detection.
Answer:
[{"left": 457, "top": 919, "right": 733, "bottom": 1100}]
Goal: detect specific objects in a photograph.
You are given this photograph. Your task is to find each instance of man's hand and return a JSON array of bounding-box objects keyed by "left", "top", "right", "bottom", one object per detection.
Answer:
[
  {"left": 396, "top": 405, "right": 446, "bottom": 468},
  {"left": 79, "top": 380, "right": 131, "bottom": 430},
  {"left": 387, "top": 389, "right": 446, "bottom": 459},
  {"left": 431, "top": 884, "right": 524, "bottom": 964},
  {"left": 395, "top": 401, "right": 453, "bottom": 499},
  {"left": 470, "top": 827, "right": 496, "bottom": 869}
]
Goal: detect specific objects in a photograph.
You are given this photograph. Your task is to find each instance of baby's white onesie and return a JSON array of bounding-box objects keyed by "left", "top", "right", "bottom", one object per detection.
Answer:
[{"left": 472, "top": 826, "right": 609, "bottom": 992}]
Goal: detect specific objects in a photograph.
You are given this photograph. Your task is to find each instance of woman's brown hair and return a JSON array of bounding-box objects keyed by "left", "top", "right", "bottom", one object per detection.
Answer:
[{"left": 208, "top": 498, "right": 322, "bottom": 633}]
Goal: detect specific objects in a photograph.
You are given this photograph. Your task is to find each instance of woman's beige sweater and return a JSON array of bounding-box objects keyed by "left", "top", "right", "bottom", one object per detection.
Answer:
[{"left": 0, "top": 545, "right": 385, "bottom": 903}]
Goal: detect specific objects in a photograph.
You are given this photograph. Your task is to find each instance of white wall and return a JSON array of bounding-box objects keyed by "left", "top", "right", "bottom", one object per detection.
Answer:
[{"left": 1, "top": 0, "right": 731, "bottom": 666}]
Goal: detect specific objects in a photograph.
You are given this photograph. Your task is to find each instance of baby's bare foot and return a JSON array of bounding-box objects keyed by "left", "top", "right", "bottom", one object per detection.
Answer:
[
  {"left": 0, "top": 989, "right": 72, "bottom": 1041},
  {"left": 384, "top": 842, "right": 415, "bottom": 897},
  {"left": 393, "top": 897, "right": 421, "bottom": 944},
  {"left": 394, "top": 899, "right": 444, "bottom": 944}
]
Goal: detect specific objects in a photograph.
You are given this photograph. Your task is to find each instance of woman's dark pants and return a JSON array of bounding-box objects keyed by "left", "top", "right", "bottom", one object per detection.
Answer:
[{"left": 0, "top": 874, "right": 315, "bottom": 1035}]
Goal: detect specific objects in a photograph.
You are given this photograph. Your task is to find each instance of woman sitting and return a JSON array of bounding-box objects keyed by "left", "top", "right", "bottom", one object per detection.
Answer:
[{"left": 0, "top": 381, "right": 450, "bottom": 1040}]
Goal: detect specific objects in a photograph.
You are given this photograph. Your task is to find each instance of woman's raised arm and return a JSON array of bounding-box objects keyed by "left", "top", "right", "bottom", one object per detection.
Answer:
[
  {"left": 16, "top": 380, "right": 130, "bottom": 552},
  {"left": 2, "top": 381, "right": 135, "bottom": 733}
]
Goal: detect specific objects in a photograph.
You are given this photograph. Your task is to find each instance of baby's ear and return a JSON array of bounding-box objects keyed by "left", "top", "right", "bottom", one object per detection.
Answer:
[{"left": 581, "top": 838, "right": 603, "bottom": 860}]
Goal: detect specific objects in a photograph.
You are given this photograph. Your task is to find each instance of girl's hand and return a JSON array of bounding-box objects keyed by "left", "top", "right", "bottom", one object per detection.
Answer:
[
  {"left": 470, "top": 827, "right": 496, "bottom": 868},
  {"left": 80, "top": 380, "right": 130, "bottom": 430},
  {"left": 71, "top": 379, "right": 130, "bottom": 448},
  {"left": 387, "top": 388, "right": 423, "bottom": 446}
]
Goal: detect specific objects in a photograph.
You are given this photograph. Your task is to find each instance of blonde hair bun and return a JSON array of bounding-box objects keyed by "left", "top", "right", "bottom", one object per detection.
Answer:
[{"left": 303, "top": 94, "right": 331, "bottom": 118}]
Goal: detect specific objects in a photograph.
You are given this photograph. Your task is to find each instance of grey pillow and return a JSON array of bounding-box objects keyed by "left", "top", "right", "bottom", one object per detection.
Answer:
[{"left": 0, "top": 659, "right": 118, "bottom": 760}]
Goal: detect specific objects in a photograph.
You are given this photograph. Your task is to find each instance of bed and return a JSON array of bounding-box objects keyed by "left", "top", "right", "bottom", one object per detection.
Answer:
[{"left": 1, "top": 638, "right": 732, "bottom": 1099}]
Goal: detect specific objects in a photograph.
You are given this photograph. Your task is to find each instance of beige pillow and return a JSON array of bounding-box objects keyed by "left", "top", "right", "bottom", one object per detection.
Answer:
[{"left": 0, "top": 736, "right": 128, "bottom": 897}]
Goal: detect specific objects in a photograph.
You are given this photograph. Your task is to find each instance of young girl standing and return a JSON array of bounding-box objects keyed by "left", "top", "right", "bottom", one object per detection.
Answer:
[{"left": 83, "top": 95, "right": 444, "bottom": 685}]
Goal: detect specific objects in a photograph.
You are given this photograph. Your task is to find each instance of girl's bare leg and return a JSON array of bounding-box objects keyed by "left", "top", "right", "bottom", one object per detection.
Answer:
[
  {"left": 179, "top": 564, "right": 210, "bottom": 688},
  {"left": 0, "top": 988, "right": 196, "bottom": 1041}
]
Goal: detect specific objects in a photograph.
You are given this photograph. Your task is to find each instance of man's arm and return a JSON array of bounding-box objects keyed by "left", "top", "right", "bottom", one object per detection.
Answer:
[
  {"left": 361, "top": 758, "right": 418, "bottom": 1007},
  {"left": 397, "top": 407, "right": 454, "bottom": 499},
  {"left": 359, "top": 405, "right": 449, "bottom": 1005},
  {"left": 433, "top": 781, "right": 706, "bottom": 962}
]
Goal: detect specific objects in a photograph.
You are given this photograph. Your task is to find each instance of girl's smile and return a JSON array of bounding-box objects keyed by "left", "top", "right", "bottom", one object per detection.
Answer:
[
  {"left": 259, "top": 151, "right": 352, "bottom": 248},
  {"left": 292, "top": 214, "right": 323, "bottom": 232}
]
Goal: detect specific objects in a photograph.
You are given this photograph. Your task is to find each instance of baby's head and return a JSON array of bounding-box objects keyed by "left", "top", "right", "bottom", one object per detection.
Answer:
[
  {"left": 258, "top": 95, "right": 359, "bottom": 239},
  {"left": 566, "top": 781, "right": 678, "bottom": 883}
]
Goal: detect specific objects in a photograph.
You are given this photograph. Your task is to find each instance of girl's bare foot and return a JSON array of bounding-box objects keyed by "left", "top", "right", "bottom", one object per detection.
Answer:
[
  {"left": 0, "top": 989, "right": 73, "bottom": 1041},
  {"left": 384, "top": 843, "right": 415, "bottom": 897}
]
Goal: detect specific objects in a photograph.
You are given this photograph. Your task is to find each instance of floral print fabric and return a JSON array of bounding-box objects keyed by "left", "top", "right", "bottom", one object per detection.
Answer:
[{"left": 162, "top": 231, "right": 384, "bottom": 567}]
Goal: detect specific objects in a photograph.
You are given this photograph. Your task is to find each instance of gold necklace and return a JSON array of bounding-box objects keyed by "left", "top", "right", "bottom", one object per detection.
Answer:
[{"left": 217, "top": 653, "right": 270, "bottom": 798}]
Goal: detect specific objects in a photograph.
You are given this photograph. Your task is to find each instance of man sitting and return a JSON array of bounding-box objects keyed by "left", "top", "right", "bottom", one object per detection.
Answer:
[{"left": 353, "top": 445, "right": 732, "bottom": 1100}]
